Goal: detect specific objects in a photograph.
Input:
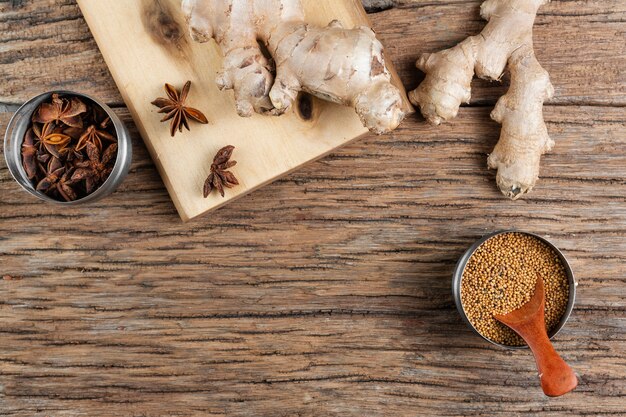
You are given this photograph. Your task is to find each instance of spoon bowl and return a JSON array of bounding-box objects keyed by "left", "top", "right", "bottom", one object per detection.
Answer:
[{"left": 495, "top": 276, "right": 578, "bottom": 397}]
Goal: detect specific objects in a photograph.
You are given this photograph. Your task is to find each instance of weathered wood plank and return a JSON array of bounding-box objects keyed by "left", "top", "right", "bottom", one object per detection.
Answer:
[
  {"left": 0, "top": 313, "right": 623, "bottom": 416},
  {"left": 0, "top": 0, "right": 624, "bottom": 106},
  {"left": 370, "top": 0, "right": 626, "bottom": 106},
  {"left": 1, "top": 0, "right": 625, "bottom": 415},
  {"left": 0, "top": 0, "right": 120, "bottom": 104},
  {"left": 1, "top": 103, "right": 625, "bottom": 415}
]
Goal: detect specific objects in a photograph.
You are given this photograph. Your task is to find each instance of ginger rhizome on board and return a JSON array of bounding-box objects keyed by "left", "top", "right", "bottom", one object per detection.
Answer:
[{"left": 182, "top": 0, "right": 406, "bottom": 134}]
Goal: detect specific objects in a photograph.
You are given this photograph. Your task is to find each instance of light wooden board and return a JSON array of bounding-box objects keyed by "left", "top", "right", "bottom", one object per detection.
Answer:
[{"left": 75, "top": 0, "right": 410, "bottom": 221}]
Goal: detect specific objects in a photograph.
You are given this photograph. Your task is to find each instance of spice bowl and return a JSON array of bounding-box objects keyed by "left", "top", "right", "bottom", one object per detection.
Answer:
[
  {"left": 452, "top": 230, "right": 577, "bottom": 349},
  {"left": 3, "top": 90, "right": 132, "bottom": 204}
]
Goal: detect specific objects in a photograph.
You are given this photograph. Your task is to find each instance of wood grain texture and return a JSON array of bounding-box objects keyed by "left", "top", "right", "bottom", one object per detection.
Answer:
[
  {"left": 1, "top": 0, "right": 625, "bottom": 416},
  {"left": 1, "top": 0, "right": 624, "bottom": 106}
]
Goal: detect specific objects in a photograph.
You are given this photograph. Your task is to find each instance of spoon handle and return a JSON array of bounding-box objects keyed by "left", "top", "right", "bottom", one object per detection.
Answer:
[{"left": 516, "top": 318, "right": 578, "bottom": 397}]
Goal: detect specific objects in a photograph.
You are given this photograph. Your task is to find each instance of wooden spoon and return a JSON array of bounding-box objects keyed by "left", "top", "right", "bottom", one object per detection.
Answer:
[{"left": 494, "top": 276, "right": 577, "bottom": 397}]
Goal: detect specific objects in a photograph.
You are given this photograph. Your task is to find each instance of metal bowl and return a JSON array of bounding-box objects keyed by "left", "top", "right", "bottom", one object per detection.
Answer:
[
  {"left": 452, "top": 230, "right": 577, "bottom": 349},
  {"left": 3, "top": 91, "right": 132, "bottom": 205}
]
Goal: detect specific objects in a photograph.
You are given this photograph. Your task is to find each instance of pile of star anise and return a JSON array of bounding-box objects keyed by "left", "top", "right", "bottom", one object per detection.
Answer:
[{"left": 21, "top": 94, "right": 118, "bottom": 202}]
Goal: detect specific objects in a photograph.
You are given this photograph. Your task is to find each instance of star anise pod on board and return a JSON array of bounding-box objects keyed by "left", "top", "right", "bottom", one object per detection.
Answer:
[
  {"left": 151, "top": 81, "right": 208, "bottom": 137},
  {"left": 204, "top": 145, "right": 239, "bottom": 198},
  {"left": 32, "top": 93, "right": 87, "bottom": 128}
]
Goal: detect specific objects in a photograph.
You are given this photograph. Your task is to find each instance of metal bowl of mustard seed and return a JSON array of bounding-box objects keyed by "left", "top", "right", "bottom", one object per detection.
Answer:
[
  {"left": 453, "top": 231, "right": 576, "bottom": 349},
  {"left": 4, "top": 91, "right": 132, "bottom": 204}
]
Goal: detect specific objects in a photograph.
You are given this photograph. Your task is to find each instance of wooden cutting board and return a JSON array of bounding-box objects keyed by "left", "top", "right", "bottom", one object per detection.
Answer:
[{"left": 77, "top": 0, "right": 411, "bottom": 221}]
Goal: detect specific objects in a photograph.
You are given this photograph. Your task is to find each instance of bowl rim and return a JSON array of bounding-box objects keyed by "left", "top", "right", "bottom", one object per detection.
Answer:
[
  {"left": 3, "top": 90, "right": 131, "bottom": 205},
  {"left": 452, "top": 230, "right": 577, "bottom": 350}
]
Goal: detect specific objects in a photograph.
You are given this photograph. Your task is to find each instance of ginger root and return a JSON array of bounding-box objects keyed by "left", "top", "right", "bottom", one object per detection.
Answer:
[
  {"left": 182, "top": 0, "right": 406, "bottom": 134},
  {"left": 409, "top": 0, "right": 554, "bottom": 199}
]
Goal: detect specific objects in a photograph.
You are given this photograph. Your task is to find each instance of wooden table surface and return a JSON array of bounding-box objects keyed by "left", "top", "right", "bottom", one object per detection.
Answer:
[{"left": 1, "top": 1, "right": 624, "bottom": 416}]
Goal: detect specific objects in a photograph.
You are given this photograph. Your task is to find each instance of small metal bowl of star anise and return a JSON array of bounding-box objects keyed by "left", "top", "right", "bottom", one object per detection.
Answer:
[{"left": 4, "top": 91, "right": 132, "bottom": 204}]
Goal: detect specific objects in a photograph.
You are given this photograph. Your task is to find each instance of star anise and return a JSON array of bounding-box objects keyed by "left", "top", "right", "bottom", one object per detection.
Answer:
[
  {"left": 75, "top": 124, "right": 117, "bottom": 152},
  {"left": 72, "top": 142, "right": 117, "bottom": 194},
  {"left": 151, "top": 81, "right": 208, "bottom": 137},
  {"left": 59, "top": 126, "right": 86, "bottom": 163},
  {"left": 21, "top": 94, "right": 119, "bottom": 202},
  {"left": 203, "top": 145, "right": 239, "bottom": 198},
  {"left": 36, "top": 158, "right": 65, "bottom": 194},
  {"left": 33, "top": 122, "right": 72, "bottom": 159},
  {"left": 35, "top": 157, "right": 76, "bottom": 202},
  {"left": 56, "top": 170, "right": 78, "bottom": 201},
  {"left": 85, "top": 105, "right": 111, "bottom": 130},
  {"left": 35, "top": 157, "right": 78, "bottom": 202},
  {"left": 32, "top": 93, "right": 87, "bottom": 128},
  {"left": 21, "top": 128, "right": 39, "bottom": 179}
]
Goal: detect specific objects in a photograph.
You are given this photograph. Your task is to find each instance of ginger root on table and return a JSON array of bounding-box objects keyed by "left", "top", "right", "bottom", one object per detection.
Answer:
[
  {"left": 182, "top": 0, "right": 406, "bottom": 135},
  {"left": 409, "top": 0, "right": 554, "bottom": 199}
]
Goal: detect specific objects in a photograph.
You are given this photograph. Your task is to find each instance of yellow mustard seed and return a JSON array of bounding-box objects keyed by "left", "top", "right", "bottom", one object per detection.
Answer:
[{"left": 460, "top": 232, "right": 570, "bottom": 346}]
